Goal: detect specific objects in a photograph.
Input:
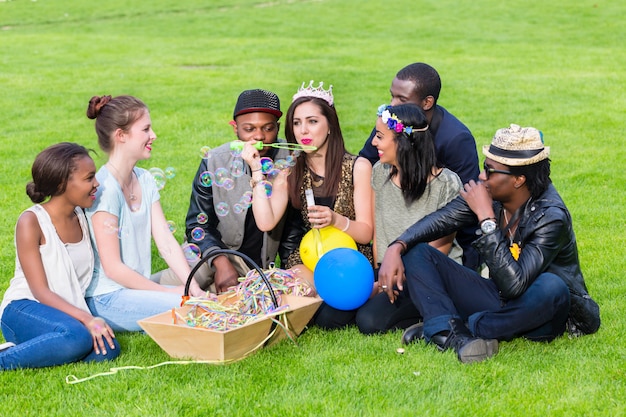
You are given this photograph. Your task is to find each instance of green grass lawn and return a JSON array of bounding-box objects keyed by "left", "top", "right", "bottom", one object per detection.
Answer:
[{"left": 1, "top": 0, "right": 625, "bottom": 415}]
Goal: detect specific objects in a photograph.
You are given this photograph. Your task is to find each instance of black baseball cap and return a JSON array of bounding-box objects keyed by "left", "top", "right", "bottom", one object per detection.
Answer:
[{"left": 233, "top": 89, "right": 282, "bottom": 119}]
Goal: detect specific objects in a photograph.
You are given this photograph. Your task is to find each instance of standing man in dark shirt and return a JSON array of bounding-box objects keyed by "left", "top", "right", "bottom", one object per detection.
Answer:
[{"left": 360, "top": 63, "right": 480, "bottom": 269}]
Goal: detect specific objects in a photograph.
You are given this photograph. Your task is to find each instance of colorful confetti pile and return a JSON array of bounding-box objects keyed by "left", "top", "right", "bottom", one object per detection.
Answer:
[{"left": 177, "top": 267, "right": 315, "bottom": 331}]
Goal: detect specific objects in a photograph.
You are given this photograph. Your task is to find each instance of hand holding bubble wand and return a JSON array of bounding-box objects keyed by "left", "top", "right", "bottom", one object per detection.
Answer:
[{"left": 230, "top": 140, "right": 317, "bottom": 152}]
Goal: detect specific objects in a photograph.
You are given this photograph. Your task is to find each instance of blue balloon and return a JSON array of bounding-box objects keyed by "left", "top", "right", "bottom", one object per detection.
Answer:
[{"left": 313, "top": 248, "right": 374, "bottom": 311}]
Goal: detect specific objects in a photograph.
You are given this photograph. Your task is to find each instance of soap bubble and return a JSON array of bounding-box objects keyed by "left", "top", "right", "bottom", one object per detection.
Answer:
[
  {"left": 117, "top": 226, "right": 130, "bottom": 239},
  {"left": 214, "top": 167, "right": 229, "bottom": 187},
  {"left": 222, "top": 178, "right": 235, "bottom": 191},
  {"left": 167, "top": 220, "right": 177, "bottom": 233},
  {"left": 199, "top": 171, "right": 213, "bottom": 187},
  {"left": 265, "top": 168, "right": 281, "bottom": 181},
  {"left": 182, "top": 243, "right": 201, "bottom": 262},
  {"left": 233, "top": 203, "right": 244, "bottom": 214},
  {"left": 229, "top": 159, "right": 244, "bottom": 178},
  {"left": 149, "top": 167, "right": 166, "bottom": 190},
  {"left": 200, "top": 146, "right": 212, "bottom": 159},
  {"left": 285, "top": 155, "right": 296, "bottom": 167},
  {"left": 240, "top": 191, "right": 253, "bottom": 206},
  {"left": 191, "top": 227, "right": 206, "bottom": 241},
  {"left": 258, "top": 180, "right": 273, "bottom": 198},
  {"left": 103, "top": 218, "right": 118, "bottom": 235},
  {"left": 274, "top": 159, "right": 288, "bottom": 170},
  {"left": 215, "top": 202, "right": 230, "bottom": 216},
  {"left": 164, "top": 167, "right": 176, "bottom": 179},
  {"left": 196, "top": 212, "right": 208, "bottom": 224},
  {"left": 259, "top": 157, "right": 274, "bottom": 174}
]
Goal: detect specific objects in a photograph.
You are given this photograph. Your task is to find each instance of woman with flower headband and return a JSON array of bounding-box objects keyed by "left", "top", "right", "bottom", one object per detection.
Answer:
[
  {"left": 84, "top": 95, "right": 203, "bottom": 332},
  {"left": 354, "top": 103, "right": 463, "bottom": 335},
  {"left": 1, "top": 143, "right": 120, "bottom": 370},
  {"left": 241, "top": 81, "right": 374, "bottom": 329}
]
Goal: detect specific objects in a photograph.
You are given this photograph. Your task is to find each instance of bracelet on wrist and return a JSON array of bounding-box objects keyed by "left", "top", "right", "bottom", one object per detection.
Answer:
[
  {"left": 341, "top": 217, "right": 350, "bottom": 232},
  {"left": 389, "top": 240, "right": 407, "bottom": 254},
  {"left": 250, "top": 178, "right": 262, "bottom": 189}
]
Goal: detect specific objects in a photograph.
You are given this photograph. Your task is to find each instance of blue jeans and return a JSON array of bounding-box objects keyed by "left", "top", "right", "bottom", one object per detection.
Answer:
[
  {"left": 404, "top": 243, "right": 571, "bottom": 342},
  {"left": 86, "top": 289, "right": 183, "bottom": 332},
  {"left": 1, "top": 299, "right": 120, "bottom": 370}
]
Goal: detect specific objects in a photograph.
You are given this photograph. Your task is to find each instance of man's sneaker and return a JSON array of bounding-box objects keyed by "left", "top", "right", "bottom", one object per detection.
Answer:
[
  {"left": 430, "top": 318, "right": 498, "bottom": 364},
  {"left": 0, "top": 342, "right": 16, "bottom": 352}
]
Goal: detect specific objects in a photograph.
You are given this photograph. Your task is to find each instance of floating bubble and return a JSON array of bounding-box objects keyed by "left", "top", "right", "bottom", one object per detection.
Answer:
[
  {"left": 222, "top": 178, "right": 235, "bottom": 191},
  {"left": 149, "top": 167, "right": 166, "bottom": 190},
  {"left": 259, "top": 157, "right": 274, "bottom": 174},
  {"left": 265, "top": 168, "right": 281, "bottom": 181},
  {"left": 196, "top": 212, "right": 208, "bottom": 224},
  {"left": 215, "top": 202, "right": 230, "bottom": 216},
  {"left": 285, "top": 155, "right": 296, "bottom": 167},
  {"left": 167, "top": 220, "right": 177, "bottom": 233},
  {"left": 199, "top": 171, "right": 213, "bottom": 187},
  {"left": 230, "top": 148, "right": 242, "bottom": 158},
  {"left": 191, "top": 227, "right": 206, "bottom": 241},
  {"left": 240, "top": 191, "right": 253, "bottom": 206},
  {"left": 117, "top": 226, "right": 130, "bottom": 239},
  {"left": 200, "top": 146, "right": 212, "bottom": 159},
  {"left": 292, "top": 150, "right": 302, "bottom": 158},
  {"left": 165, "top": 167, "right": 176, "bottom": 179},
  {"left": 229, "top": 159, "right": 244, "bottom": 178},
  {"left": 274, "top": 159, "right": 288, "bottom": 170},
  {"left": 233, "top": 203, "right": 244, "bottom": 214},
  {"left": 258, "top": 180, "right": 273, "bottom": 198},
  {"left": 182, "top": 243, "right": 201, "bottom": 262},
  {"left": 214, "top": 167, "right": 229, "bottom": 186},
  {"left": 103, "top": 218, "right": 118, "bottom": 235}
]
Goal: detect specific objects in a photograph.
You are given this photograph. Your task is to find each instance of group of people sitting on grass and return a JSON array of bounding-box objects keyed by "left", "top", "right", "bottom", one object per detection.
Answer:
[{"left": 0, "top": 62, "right": 600, "bottom": 371}]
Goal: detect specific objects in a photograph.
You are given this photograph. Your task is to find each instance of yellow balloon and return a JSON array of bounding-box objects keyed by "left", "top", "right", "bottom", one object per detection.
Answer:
[{"left": 299, "top": 226, "right": 357, "bottom": 270}]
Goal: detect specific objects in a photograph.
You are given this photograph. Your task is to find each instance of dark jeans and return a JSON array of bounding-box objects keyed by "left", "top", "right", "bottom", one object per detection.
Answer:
[{"left": 404, "top": 243, "right": 571, "bottom": 342}]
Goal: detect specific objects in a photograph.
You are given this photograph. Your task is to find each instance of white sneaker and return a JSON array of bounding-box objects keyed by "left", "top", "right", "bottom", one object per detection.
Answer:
[{"left": 0, "top": 342, "right": 16, "bottom": 352}]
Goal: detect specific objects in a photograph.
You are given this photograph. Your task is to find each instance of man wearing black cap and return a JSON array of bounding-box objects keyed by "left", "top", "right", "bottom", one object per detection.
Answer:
[
  {"left": 183, "top": 89, "right": 290, "bottom": 292},
  {"left": 378, "top": 124, "right": 600, "bottom": 363}
]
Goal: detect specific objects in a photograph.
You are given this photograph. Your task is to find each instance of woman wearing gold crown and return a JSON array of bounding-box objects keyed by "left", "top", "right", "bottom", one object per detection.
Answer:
[{"left": 241, "top": 81, "right": 374, "bottom": 329}]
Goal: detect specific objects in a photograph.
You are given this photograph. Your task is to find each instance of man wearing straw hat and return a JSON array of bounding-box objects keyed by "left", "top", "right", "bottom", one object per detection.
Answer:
[{"left": 377, "top": 124, "right": 600, "bottom": 364}]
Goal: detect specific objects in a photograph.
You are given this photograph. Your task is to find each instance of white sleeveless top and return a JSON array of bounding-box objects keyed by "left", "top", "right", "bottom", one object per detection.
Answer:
[{"left": 0, "top": 205, "right": 94, "bottom": 318}]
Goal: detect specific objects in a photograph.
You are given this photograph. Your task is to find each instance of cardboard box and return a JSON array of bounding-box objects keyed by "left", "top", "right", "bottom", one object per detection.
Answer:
[{"left": 138, "top": 294, "right": 322, "bottom": 363}]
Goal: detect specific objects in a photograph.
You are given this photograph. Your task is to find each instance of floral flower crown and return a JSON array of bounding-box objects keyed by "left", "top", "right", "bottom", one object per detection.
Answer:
[{"left": 377, "top": 104, "right": 428, "bottom": 135}]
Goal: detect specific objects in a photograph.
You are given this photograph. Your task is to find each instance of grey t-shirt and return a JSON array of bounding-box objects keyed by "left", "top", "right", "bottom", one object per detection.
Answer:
[{"left": 372, "top": 163, "right": 463, "bottom": 264}]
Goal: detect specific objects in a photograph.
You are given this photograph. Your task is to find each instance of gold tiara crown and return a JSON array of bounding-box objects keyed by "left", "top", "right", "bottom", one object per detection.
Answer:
[{"left": 292, "top": 80, "right": 334, "bottom": 106}]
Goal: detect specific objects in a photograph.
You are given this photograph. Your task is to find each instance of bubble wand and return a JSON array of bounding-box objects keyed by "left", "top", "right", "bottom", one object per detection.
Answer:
[
  {"left": 230, "top": 141, "right": 317, "bottom": 152},
  {"left": 305, "top": 189, "right": 324, "bottom": 259}
]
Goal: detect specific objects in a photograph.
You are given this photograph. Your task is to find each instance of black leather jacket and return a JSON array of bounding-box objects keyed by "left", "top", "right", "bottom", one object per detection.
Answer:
[{"left": 395, "top": 184, "right": 600, "bottom": 335}]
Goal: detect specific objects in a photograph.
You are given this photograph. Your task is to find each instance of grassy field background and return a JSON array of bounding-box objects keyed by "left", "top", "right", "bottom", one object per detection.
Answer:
[{"left": 1, "top": 0, "right": 625, "bottom": 415}]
